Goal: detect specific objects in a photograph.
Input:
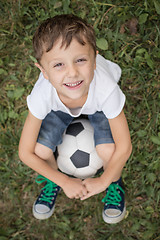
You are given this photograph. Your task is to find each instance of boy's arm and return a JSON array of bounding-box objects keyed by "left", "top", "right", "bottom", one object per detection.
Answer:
[
  {"left": 81, "top": 110, "right": 132, "bottom": 200},
  {"left": 19, "top": 111, "right": 87, "bottom": 199}
]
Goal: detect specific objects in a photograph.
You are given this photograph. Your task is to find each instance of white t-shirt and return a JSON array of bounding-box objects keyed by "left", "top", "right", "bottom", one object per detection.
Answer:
[{"left": 27, "top": 54, "right": 125, "bottom": 120}]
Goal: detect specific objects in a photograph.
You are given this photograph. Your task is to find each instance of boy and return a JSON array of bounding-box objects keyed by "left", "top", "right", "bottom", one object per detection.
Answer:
[{"left": 19, "top": 14, "right": 132, "bottom": 224}]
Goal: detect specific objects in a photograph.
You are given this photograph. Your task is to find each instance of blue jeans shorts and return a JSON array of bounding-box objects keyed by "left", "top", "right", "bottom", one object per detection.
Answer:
[{"left": 37, "top": 111, "right": 114, "bottom": 152}]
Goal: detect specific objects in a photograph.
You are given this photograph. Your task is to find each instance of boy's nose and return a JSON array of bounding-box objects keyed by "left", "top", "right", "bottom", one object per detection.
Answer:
[{"left": 67, "top": 64, "right": 78, "bottom": 78}]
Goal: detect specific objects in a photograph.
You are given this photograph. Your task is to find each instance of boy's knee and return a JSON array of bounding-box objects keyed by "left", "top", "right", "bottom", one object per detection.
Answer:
[
  {"left": 35, "top": 143, "right": 53, "bottom": 160},
  {"left": 96, "top": 143, "right": 115, "bottom": 163}
]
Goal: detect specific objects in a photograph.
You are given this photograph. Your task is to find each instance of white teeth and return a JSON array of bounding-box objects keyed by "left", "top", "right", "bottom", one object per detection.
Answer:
[{"left": 65, "top": 81, "right": 82, "bottom": 87}]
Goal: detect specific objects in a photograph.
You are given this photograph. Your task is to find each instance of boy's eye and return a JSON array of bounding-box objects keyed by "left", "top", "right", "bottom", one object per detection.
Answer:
[
  {"left": 54, "top": 63, "right": 63, "bottom": 68},
  {"left": 77, "top": 58, "right": 87, "bottom": 63}
]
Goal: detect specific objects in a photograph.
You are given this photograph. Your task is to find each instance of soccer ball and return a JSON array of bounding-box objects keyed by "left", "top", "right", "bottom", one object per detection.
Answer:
[{"left": 57, "top": 118, "right": 103, "bottom": 179}]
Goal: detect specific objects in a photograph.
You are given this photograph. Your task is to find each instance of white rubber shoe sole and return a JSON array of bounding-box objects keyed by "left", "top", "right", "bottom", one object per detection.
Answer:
[
  {"left": 32, "top": 202, "right": 55, "bottom": 220},
  {"left": 102, "top": 206, "right": 126, "bottom": 224}
]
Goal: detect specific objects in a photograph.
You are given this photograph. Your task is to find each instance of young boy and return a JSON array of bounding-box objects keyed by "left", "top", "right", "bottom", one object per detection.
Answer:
[{"left": 19, "top": 14, "right": 132, "bottom": 224}]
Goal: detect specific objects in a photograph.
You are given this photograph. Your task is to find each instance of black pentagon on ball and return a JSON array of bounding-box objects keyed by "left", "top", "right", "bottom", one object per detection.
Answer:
[
  {"left": 66, "top": 122, "right": 84, "bottom": 137},
  {"left": 70, "top": 150, "right": 89, "bottom": 168}
]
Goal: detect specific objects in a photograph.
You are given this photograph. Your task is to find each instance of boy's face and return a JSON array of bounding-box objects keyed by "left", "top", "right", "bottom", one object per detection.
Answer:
[{"left": 36, "top": 38, "right": 96, "bottom": 105}]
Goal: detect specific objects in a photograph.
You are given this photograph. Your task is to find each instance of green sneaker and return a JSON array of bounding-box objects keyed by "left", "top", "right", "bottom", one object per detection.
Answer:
[
  {"left": 102, "top": 178, "right": 126, "bottom": 224},
  {"left": 33, "top": 175, "right": 61, "bottom": 220}
]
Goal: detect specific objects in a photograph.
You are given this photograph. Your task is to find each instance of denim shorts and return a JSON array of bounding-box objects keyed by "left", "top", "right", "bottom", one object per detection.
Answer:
[{"left": 37, "top": 110, "right": 114, "bottom": 152}]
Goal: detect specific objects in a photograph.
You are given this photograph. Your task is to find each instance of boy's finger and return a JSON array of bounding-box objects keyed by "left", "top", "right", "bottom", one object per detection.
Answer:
[
  {"left": 82, "top": 186, "right": 88, "bottom": 196},
  {"left": 82, "top": 179, "right": 86, "bottom": 184},
  {"left": 80, "top": 192, "right": 93, "bottom": 201}
]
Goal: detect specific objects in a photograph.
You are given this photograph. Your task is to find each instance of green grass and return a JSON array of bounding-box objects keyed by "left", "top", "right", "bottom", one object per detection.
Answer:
[{"left": 0, "top": 0, "right": 160, "bottom": 239}]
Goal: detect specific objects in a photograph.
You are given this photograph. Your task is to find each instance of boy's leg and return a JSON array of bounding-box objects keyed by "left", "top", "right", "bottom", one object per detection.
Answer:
[
  {"left": 33, "top": 144, "right": 60, "bottom": 220},
  {"left": 35, "top": 143, "right": 58, "bottom": 170},
  {"left": 33, "top": 110, "right": 73, "bottom": 220},
  {"left": 88, "top": 111, "right": 126, "bottom": 224},
  {"left": 88, "top": 111, "right": 116, "bottom": 172},
  {"left": 96, "top": 143, "right": 121, "bottom": 181}
]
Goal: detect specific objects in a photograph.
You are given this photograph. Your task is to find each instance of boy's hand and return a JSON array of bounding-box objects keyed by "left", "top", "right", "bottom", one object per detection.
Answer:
[
  {"left": 62, "top": 177, "right": 88, "bottom": 199},
  {"left": 81, "top": 177, "right": 106, "bottom": 200}
]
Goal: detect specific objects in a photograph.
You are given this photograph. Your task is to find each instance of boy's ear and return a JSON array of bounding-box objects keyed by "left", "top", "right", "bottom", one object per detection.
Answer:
[
  {"left": 34, "top": 62, "right": 49, "bottom": 80},
  {"left": 94, "top": 50, "right": 98, "bottom": 70}
]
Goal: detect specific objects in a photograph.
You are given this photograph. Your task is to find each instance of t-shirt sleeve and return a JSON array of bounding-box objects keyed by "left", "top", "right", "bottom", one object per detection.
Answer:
[
  {"left": 102, "top": 86, "right": 126, "bottom": 119},
  {"left": 96, "top": 54, "right": 122, "bottom": 83},
  {"left": 27, "top": 91, "right": 50, "bottom": 120},
  {"left": 27, "top": 74, "right": 52, "bottom": 120}
]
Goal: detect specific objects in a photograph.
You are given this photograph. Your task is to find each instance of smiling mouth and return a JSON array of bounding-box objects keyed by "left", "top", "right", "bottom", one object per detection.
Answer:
[{"left": 64, "top": 81, "right": 83, "bottom": 88}]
